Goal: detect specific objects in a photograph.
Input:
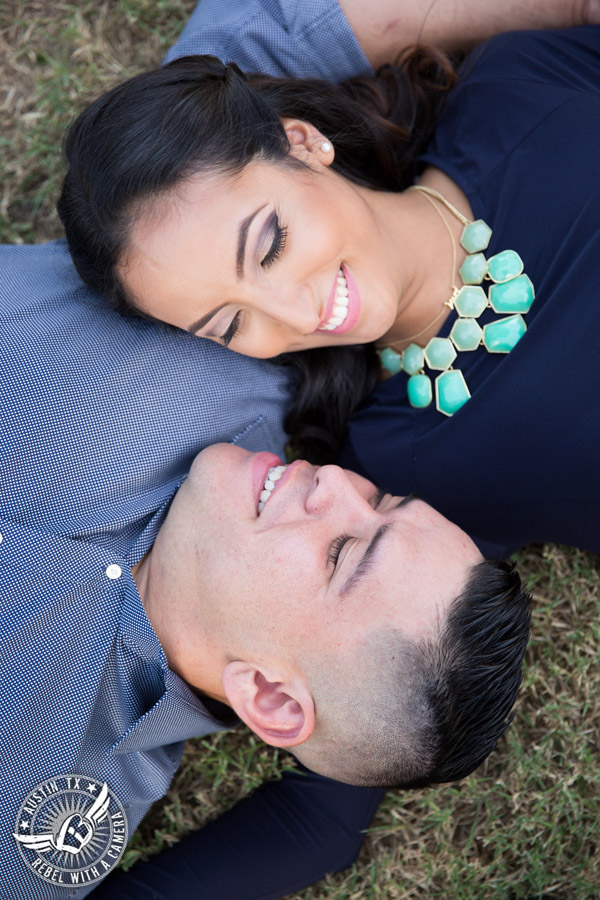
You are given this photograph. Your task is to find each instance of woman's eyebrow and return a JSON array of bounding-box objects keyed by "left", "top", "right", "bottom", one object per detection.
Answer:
[
  {"left": 236, "top": 203, "right": 267, "bottom": 279},
  {"left": 189, "top": 302, "right": 229, "bottom": 335}
]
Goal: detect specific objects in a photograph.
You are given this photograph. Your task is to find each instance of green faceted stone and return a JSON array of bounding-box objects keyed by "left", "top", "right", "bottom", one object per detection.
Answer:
[
  {"left": 450, "top": 318, "right": 483, "bottom": 351},
  {"left": 455, "top": 285, "right": 488, "bottom": 318},
  {"left": 483, "top": 314, "right": 527, "bottom": 353},
  {"left": 435, "top": 370, "right": 471, "bottom": 417},
  {"left": 488, "top": 274, "right": 535, "bottom": 314},
  {"left": 459, "top": 253, "right": 488, "bottom": 285},
  {"left": 402, "top": 343, "right": 425, "bottom": 376},
  {"left": 378, "top": 346, "right": 402, "bottom": 375},
  {"left": 460, "top": 219, "right": 492, "bottom": 253},
  {"left": 424, "top": 337, "right": 457, "bottom": 371},
  {"left": 487, "top": 249, "right": 524, "bottom": 283},
  {"left": 407, "top": 373, "right": 432, "bottom": 408}
]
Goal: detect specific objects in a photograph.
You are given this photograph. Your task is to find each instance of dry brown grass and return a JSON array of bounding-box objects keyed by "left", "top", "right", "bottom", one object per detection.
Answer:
[
  {"left": 0, "top": 0, "right": 190, "bottom": 240},
  {"left": 2, "top": 3, "right": 599, "bottom": 897}
]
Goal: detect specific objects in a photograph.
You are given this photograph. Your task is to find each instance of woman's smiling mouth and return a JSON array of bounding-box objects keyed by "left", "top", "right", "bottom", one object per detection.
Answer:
[
  {"left": 316, "top": 263, "right": 361, "bottom": 336},
  {"left": 318, "top": 267, "right": 350, "bottom": 330}
]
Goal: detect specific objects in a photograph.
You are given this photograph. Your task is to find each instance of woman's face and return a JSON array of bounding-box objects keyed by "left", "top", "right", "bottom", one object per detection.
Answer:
[{"left": 122, "top": 126, "right": 404, "bottom": 358}]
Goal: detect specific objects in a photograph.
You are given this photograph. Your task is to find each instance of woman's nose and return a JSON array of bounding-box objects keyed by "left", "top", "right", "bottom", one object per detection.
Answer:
[{"left": 259, "top": 284, "right": 320, "bottom": 335}]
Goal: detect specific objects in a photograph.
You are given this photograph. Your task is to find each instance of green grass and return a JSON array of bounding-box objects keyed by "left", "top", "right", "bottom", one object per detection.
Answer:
[{"left": 2, "top": 4, "right": 599, "bottom": 897}]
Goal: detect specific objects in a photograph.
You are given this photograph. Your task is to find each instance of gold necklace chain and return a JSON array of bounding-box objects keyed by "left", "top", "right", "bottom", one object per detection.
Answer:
[
  {"left": 382, "top": 184, "right": 469, "bottom": 349},
  {"left": 408, "top": 184, "right": 471, "bottom": 225}
]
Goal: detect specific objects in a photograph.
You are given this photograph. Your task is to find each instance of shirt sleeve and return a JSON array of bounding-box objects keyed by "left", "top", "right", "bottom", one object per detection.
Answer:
[{"left": 163, "top": 0, "right": 373, "bottom": 80}]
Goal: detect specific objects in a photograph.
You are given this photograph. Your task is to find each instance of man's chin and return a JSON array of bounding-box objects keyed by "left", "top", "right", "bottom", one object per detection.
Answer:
[{"left": 190, "top": 442, "right": 250, "bottom": 473}]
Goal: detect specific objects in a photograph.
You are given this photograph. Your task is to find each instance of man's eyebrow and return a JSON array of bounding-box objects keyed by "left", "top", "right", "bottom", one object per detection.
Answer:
[
  {"left": 338, "top": 495, "right": 416, "bottom": 599},
  {"left": 236, "top": 203, "right": 267, "bottom": 280},
  {"left": 340, "top": 523, "right": 391, "bottom": 599},
  {"left": 187, "top": 203, "right": 267, "bottom": 334}
]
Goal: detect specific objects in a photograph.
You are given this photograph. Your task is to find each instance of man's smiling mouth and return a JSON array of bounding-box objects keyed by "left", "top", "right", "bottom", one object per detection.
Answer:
[{"left": 258, "top": 465, "right": 287, "bottom": 513}]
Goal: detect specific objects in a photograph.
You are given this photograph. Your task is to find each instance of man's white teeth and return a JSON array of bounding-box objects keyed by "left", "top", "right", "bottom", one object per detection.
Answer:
[
  {"left": 320, "top": 268, "right": 349, "bottom": 331},
  {"left": 257, "top": 465, "right": 287, "bottom": 513}
]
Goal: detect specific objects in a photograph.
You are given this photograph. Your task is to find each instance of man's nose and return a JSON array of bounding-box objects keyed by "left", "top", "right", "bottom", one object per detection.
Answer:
[{"left": 305, "top": 465, "right": 373, "bottom": 517}]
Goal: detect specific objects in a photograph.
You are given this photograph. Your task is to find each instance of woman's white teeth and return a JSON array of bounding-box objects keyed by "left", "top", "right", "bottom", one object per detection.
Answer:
[
  {"left": 320, "top": 268, "right": 350, "bottom": 331},
  {"left": 257, "top": 465, "right": 287, "bottom": 512}
]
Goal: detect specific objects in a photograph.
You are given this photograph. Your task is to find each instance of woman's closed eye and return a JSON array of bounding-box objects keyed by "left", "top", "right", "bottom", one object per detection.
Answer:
[
  {"left": 219, "top": 216, "right": 288, "bottom": 346},
  {"left": 261, "top": 216, "right": 288, "bottom": 268},
  {"left": 219, "top": 311, "right": 243, "bottom": 347}
]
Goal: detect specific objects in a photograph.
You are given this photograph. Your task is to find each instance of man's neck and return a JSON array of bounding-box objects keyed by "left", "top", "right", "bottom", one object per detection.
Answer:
[{"left": 131, "top": 549, "right": 228, "bottom": 705}]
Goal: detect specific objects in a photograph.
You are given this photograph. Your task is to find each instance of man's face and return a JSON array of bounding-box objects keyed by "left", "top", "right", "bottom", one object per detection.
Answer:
[{"left": 153, "top": 444, "right": 482, "bottom": 672}]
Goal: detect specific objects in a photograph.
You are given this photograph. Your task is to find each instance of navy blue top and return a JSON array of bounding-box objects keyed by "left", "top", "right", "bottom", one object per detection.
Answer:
[{"left": 340, "top": 27, "right": 600, "bottom": 559}]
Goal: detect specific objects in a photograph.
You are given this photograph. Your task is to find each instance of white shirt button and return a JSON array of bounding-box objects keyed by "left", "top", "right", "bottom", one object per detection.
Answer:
[
  {"left": 105, "top": 564, "right": 122, "bottom": 580},
  {"left": 0, "top": 533, "right": 3, "bottom": 544}
]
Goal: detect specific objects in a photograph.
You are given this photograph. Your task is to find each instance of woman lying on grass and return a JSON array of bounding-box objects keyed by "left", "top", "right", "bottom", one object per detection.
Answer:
[{"left": 58, "top": 25, "right": 600, "bottom": 559}]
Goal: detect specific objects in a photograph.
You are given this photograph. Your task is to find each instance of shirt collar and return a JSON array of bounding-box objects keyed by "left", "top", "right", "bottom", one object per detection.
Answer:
[{"left": 112, "top": 571, "right": 236, "bottom": 754}]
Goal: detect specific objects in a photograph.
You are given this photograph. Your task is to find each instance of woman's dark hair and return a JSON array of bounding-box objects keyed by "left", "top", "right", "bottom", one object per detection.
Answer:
[{"left": 58, "top": 50, "right": 457, "bottom": 463}]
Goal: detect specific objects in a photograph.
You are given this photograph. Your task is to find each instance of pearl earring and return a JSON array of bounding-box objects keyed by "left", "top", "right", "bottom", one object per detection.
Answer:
[{"left": 320, "top": 141, "right": 332, "bottom": 153}]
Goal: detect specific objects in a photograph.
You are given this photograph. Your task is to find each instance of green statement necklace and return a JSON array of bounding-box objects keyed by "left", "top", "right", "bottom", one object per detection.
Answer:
[{"left": 377, "top": 185, "right": 535, "bottom": 417}]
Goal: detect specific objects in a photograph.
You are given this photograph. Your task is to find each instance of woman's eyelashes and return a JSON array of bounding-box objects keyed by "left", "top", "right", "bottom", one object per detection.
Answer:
[
  {"left": 219, "top": 216, "right": 288, "bottom": 346},
  {"left": 261, "top": 216, "right": 288, "bottom": 268},
  {"left": 220, "top": 311, "right": 243, "bottom": 347}
]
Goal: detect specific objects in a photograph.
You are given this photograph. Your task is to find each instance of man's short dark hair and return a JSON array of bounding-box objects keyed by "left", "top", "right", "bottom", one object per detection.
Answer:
[
  {"left": 297, "top": 559, "right": 531, "bottom": 788},
  {"left": 421, "top": 558, "right": 532, "bottom": 786}
]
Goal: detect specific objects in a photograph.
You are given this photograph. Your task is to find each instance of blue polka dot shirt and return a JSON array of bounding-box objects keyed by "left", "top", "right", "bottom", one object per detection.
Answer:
[{"left": 0, "top": 1, "right": 370, "bottom": 894}]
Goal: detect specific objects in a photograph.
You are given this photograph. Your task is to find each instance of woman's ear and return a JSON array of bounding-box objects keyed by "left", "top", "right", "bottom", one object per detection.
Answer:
[
  {"left": 281, "top": 118, "right": 334, "bottom": 165},
  {"left": 222, "top": 660, "right": 315, "bottom": 747}
]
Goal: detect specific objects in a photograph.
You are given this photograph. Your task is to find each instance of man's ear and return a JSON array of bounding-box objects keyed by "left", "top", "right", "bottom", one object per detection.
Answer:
[
  {"left": 281, "top": 117, "right": 334, "bottom": 166},
  {"left": 222, "top": 661, "right": 315, "bottom": 747}
]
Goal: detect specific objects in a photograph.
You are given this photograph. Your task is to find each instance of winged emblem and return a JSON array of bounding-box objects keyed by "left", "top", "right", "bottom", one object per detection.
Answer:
[{"left": 14, "top": 782, "right": 110, "bottom": 856}]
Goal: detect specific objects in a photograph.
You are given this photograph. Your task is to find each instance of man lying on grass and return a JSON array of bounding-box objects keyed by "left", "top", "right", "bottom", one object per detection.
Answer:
[{"left": 1, "top": 440, "right": 529, "bottom": 899}]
